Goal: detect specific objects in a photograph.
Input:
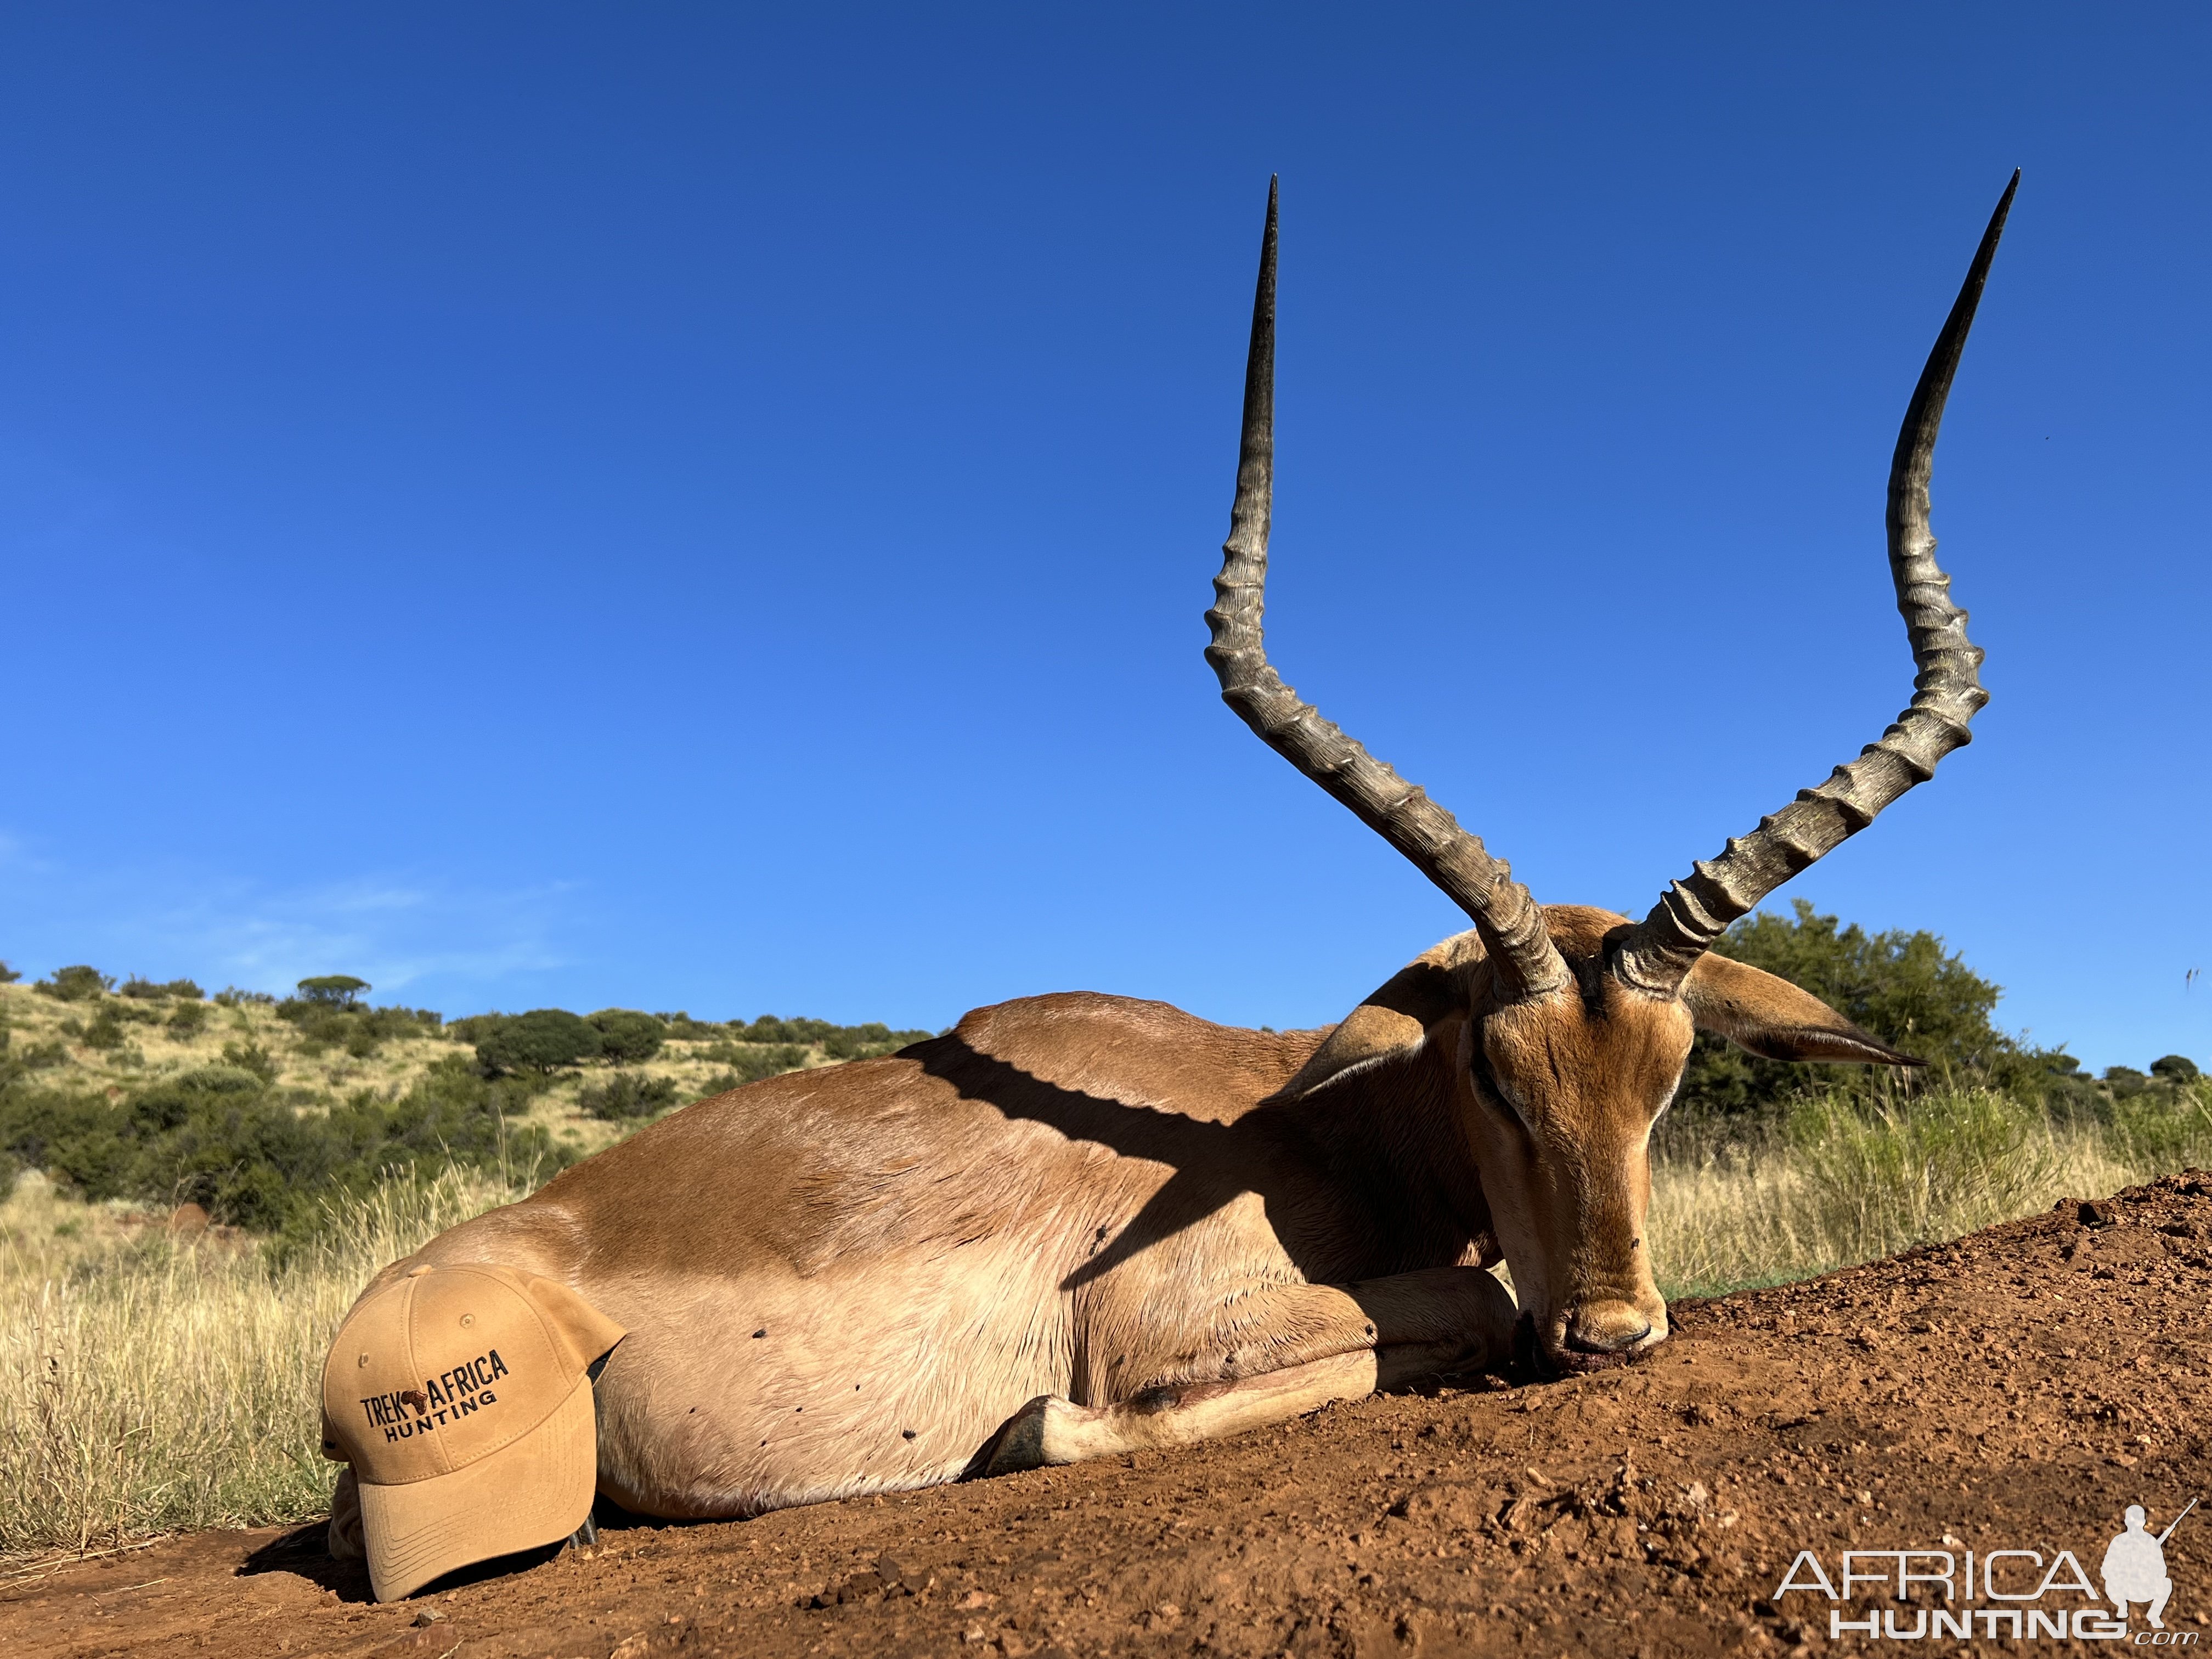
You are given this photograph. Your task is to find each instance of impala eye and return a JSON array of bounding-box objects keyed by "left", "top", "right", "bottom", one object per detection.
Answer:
[
  {"left": 1459, "top": 1023, "right": 1534, "bottom": 1131},
  {"left": 1490, "top": 1076, "right": 1534, "bottom": 1131},
  {"left": 1471, "top": 1053, "right": 1533, "bottom": 1130}
]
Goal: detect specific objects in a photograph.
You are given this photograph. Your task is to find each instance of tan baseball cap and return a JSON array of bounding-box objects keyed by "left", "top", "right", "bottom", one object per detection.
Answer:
[{"left": 320, "top": 1262, "right": 625, "bottom": 1601}]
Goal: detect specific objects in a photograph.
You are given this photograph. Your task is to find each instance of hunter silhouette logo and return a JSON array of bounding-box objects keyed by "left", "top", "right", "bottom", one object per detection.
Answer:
[
  {"left": 2106, "top": 1502, "right": 2196, "bottom": 1632},
  {"left": 356, "top": 1348, "right": 509, "bottom": 1442},
  {"left": 1775, "top": 1498, "right": 2200, "bottom": 1643}
]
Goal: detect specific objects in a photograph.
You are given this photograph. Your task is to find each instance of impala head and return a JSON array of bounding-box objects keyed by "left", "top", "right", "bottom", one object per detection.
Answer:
[{"left": 1210, "top": 176, "right": 2015, "bottom": 1376}]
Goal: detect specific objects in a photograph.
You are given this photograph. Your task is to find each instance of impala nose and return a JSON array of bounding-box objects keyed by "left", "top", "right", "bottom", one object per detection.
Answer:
[{"left": 1565, "top": 1300, "right": 1652, "bottom": 1355}]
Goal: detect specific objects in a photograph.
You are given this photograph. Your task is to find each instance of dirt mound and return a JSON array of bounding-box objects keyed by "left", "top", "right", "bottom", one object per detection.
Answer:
[{"left": 15, "top": 1173, "right": 2212, "bottom": 1657}]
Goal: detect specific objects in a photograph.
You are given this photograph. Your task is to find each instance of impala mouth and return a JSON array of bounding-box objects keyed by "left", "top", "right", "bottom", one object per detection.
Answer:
[{"left": 1513, "top": 1313, "right": 1645, "bottom": 1381}]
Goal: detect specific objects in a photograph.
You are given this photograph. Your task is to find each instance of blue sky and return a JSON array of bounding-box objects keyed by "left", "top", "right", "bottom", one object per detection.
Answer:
[{"left": 1, "top": 6, "right": 2205, "bottom": 1069}]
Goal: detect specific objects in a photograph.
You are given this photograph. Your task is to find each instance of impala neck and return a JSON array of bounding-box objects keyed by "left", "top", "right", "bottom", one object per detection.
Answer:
[{"left": 1265, "top": 1031, "right": 1497, "bottom": 1283}]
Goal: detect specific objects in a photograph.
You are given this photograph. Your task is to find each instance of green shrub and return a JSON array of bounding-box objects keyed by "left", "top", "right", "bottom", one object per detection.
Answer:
[
  {"left": 2033, "top": 1051, "right": 2109, "bottom": 1125},
  {"left": 2103, "top": 1066, "right": 2151, "bottom": 1100},
  {"left": 731, "top": 1014, "right": 933, "bottom": 1056},
  {"left": 166, "top": 1001, "right": 211, "bottom": 1040},
  {"left": 473, "top": 1009, "right": 597, "bottom": 1075},
  {"left": 0, "top": 960, "right": 20, "bottom": 985},
  {"left": 4, "top": 1040, "right": 67, "bottom": 1074},
  {"left": 588, "top": 1009, "right": 665, "bottom": 1064},
  {"left": 821, "top": 1020, "right": 930, "bottom": 1060},
  {"left": 699, "top": 1043, "right": 810, "bottom": 1087},
  {"left": 577, "top": 1071, "right": 679, "bottom": 1121},
  {"left": 213, "top": 986, "right": 275, "bottom": 1007},
  {"left": 221, "top": 1041, "right": 280, "bottom": 1084},
  {"left": 80, "top": 1009, "right": 131, "bottom": 1051},
  {"left": 1672, "top": 900, "right": 2035, "bottom": 1132},
  {"left": 36, "top": 965, "right": 113, "bottom": 1002},
  {"left": 657, "top": 1012, "right": 728, "bottom": 1043},
  {"left": 118, "top": 977, "right": 190, "bottom": 1001},
  {"left": 0, "top": 1056, "right": 572, "bottom": 1233},
  {"left": 2152, "top": 1055, "right": 2203, "bottom": 1085},
  {"left": 278, "top": 996, "right": 438, "bottom": 1061},
  {"left": 297, "top": 975, "right": 369, "bottom": 1008},
  {"left": 733, "top": 1014, "right": 835, "bottom": 1046}
]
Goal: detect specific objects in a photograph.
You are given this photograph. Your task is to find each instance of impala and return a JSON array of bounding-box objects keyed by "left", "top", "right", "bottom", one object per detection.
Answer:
[{"left": 332, "top": 174, "right": 2014, "bottom": 1539}]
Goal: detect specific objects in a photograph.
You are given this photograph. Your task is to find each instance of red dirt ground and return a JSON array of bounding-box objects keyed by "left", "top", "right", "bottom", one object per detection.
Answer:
[{"left": 14, "top": 1172, "right": 2212, "bottom": 1658}]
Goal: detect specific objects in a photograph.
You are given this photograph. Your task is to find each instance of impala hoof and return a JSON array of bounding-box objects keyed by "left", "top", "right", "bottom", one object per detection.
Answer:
[{"left": 980, "top": 1394, "right": 1062, "bottom": 1476}]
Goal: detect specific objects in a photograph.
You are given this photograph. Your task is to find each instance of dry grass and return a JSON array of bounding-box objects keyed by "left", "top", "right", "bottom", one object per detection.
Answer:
[
  {"left": 1648, "top": 1082, "right": 2212, "bottom": 1297},
  {"left": 0, "top": 1166, "right": 529, "bottom": 1561}
]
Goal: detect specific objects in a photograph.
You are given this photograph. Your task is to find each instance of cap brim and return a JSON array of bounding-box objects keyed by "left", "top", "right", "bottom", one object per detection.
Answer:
[{"left": 356, "top": 1374, "right": 596, "bottom": 1602}]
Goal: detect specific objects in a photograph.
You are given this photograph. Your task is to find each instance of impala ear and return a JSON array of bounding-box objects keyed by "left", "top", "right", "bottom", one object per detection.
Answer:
[
  {"left": 1680, "top": 953, "right": 1925, "bottom": 1067},
  {"left": 1280, "top": 945, "right": 1474, "bottom": 1099}
]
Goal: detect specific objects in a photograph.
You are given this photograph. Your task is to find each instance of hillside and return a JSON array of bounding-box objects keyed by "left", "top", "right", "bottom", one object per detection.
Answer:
[{"left": 0, "top": 966, "right": 931, "bottom": 1230}]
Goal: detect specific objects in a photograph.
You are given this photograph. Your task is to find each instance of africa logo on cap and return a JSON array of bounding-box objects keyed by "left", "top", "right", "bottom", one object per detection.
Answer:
[{"left": 320, "top": 1262, "right": 625, "bottom": 1601}]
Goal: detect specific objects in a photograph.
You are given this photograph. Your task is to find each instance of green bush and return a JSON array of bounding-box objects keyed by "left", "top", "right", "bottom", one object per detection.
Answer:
[
  {"left": 0, "top": 960, "right": 20, "bottom": 985},
  {"left": 79, "top": 1009, "right": 131, "bottom": 1052},
  {"left": 2152, "top": 1055, "right": 2203, "bottom": 1085},
  {"left": 117, "top": 977, "right": 200, "bottom": 1002},
  {"left": 166, "top": 1001, "right": 211, "bottom": 1040},
  {"left": 588, "top": 1009, "right": 665, "bottom": 1064},
  {"left": 821, "top": 1020, "right": 930, "bottom": 1060},
  {"left": 657, "top": 1012, "right": 729, "bottom": 1043},
  {"left": 276, "top": 995, "right": 439, "bottom": 1060},
  {"left": 221, "top": 1041, "right": 280, "bottom": 1084},
  {"left": 36, "top": 965, "right": 114, "bottom": 1002},
  {"left": 1672, "top": 900, "right": 2032, "bottom": 1130},
  {"left": 3, "top": 1040, "right": 67, "bottom": 1074},
  {"left": 731, "top": 1014, "right": 933, "bottom": 1057},
  {"left": 297, "top": 975, "right": 370, "bottom": 1008},
  {"left": 473, "top": 1009, "right": 597, "bottom": 1075},
  {"left": 577, "top": 1071, "right": 679, "bottom": 1121},
  {"left": 698, "top": 1042, "right": 810, "bottom": 1087},
  {"left": 0, "top": 1056, "right": 572, "bottom": 1234},
  {"left": 733, "top": 1014, "right": 836, "bottom": 1046},
  {"left": 2104, "top": 1065, "right": 2151, "bottom": 1100}
]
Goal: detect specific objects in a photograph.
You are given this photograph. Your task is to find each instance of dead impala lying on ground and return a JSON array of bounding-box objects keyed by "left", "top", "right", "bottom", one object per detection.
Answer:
[{"left": 334, "top": 174, "right": 2015, "bottom": 1534}]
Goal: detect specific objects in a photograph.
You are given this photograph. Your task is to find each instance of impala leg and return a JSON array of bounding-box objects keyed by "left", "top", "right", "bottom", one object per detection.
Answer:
[
  {"left": 983, "top": 1350, "right": 1379, "bottom": 1473},
  {"left": 984, "top": 1266, "right": 1515, "bottom": 1475}
]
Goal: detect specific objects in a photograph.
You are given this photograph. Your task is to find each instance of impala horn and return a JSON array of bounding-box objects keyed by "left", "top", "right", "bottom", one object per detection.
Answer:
[
  {"left": 1205, "top": 179, "right": 1570, "bottom": 1001},
  {"left": 1612, "top": 172, "right": 2018, "bottom": 996}
]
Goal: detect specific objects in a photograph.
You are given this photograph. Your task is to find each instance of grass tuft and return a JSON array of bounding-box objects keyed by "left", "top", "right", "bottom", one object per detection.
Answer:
[
  {"left": 0, "top": 1166, "right": 527, "bottom": 1559},
  {"left": 1649, "top": 1080, "right": 2212, "bottom": 1298}
]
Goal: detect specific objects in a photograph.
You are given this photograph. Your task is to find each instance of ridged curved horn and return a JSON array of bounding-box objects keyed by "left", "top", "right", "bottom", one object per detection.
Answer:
[
  {"left": 1204, "top": 180, "right": 1569, "bottom": 1001},
  {"left": 1613, "top": 172, "right": 2018, "bottom": 996}
]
